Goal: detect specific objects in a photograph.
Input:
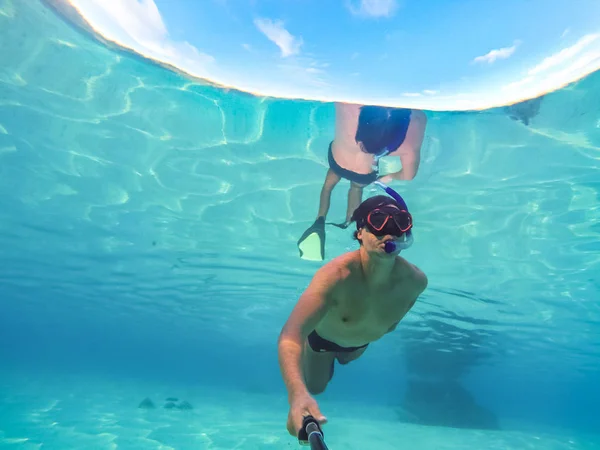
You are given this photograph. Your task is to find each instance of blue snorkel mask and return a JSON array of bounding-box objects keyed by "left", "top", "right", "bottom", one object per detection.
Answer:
[{"left": 372, "top": 181, "right": 414, "bottom": 253}]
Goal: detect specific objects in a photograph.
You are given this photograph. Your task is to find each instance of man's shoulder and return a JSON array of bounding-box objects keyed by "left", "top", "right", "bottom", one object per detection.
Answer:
[
  {"left": 411, "top": 265, "right": 428, "bottom": 293},
  {"left": 306, "top": 253, "right": 356, "bottom": 303},
  {"left": 320, "top": 251, "right": 358, "bottom": 279},
  {"left": 312, "top": 250, "right": 355, "bottom": 280},
  {"left": 395, "top": 257, "right": 428, "bottom": 292},
  {"left": 410, "top": 109, "right": 427, "bottom": 124}
]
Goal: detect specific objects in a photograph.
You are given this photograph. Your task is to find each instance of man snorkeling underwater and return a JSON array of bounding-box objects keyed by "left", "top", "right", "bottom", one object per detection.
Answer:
[
  {"left": 279, "top": 182, "right": 428, "bottom": 439},
  {"left": 297, "top": 102, "right": 427, "bottom": 261}
]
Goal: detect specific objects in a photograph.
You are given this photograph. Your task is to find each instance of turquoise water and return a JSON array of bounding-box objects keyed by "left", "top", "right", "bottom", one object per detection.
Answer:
[{"left": 1, "top": 0, "right": 600, "bottom": 449}]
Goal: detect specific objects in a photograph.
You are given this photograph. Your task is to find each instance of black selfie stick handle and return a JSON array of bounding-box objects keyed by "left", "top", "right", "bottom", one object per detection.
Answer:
[{"left": 298, "top": 415, "right": 328, "bottom": 449}]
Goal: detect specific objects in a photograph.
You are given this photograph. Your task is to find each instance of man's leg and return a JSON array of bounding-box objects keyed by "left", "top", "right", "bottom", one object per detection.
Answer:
[
  {"left": 336, "top": 346, "right": 368, "bottom": 365},
  {"left": 303, "top": 341, "right": 336, "bottom": 395},
  {"left": 317, "top": 169, "right": 342, "bottom": 219},
  {"left": 302, "top": 343, "right": 369, "bottom": 395},
  {"left": 345, "top": 182, "right": 366, "bottom": 224}
]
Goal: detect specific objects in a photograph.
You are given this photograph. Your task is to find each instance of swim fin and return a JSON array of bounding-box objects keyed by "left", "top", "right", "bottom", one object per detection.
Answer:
[{"left": 297, "top": 216, "right": 325, "bottom": 261}]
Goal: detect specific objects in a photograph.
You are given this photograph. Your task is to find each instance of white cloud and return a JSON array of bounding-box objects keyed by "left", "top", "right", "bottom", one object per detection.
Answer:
[
  {"left": 473, "top": 42, "right": 519, "bottom": 64},
  {"left": 277, "top": 61, "right": 329, "bottom": 89},
  {"left": 254, "top": 18, "right": 302, "bottom": 57},
  {"left": 403, "top": 89, "right": 438, "bottom": 97},
  {"left": 242, "top": 43, "right": 252, "bottom": 51},
  {"left": 68, "top": 0, "right": 214, "bottom": 76},
  {"left": 527, "top": 34, "right": 599, "bottom": 75},
  {"left": 502, "top": 33, "right": 600, "bottom": 99},
  {"left": 503, "top": 76, "right": 535, "bottom": 91},
  {"left": 311, "top": 60, "right": 330, "bottom": 69},
  {"left": 348, "top": 0, "right": 398, "bottom": 18},
  {"left": 561, "top": 28, "right": 570, "bottom": 38}
]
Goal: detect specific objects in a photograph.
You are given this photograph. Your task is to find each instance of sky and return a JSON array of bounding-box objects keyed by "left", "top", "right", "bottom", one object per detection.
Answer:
[{"left": 64, "top": 0, "right": 600, "bottom": 110}]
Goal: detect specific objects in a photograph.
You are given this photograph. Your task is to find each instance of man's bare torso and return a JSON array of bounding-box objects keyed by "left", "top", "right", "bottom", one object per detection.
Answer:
[
  {"left": 331, "top": 102, "right": 419, "bottom": 176},
  {"left": 331, "top": 103, "right": 373, "bottom": 175},
  {"left": 314, "top": 251, "right": 424, "bottom": 348}
]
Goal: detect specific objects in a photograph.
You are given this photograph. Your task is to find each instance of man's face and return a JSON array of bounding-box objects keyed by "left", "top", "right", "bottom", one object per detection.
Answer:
[
  {"left": 357, "top": 225, "right": 400, "bottom": 255},
  {"left": 357, "top": 204, "right": 404, "bottom": 255},
  {"left": 356, "top": 202, "right": 414, "bottom": 255}
]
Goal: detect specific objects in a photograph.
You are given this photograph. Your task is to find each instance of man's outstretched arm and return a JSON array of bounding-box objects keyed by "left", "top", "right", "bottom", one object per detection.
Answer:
[{"left": 278, "top": 265, "right": 338, "bottom": 401}]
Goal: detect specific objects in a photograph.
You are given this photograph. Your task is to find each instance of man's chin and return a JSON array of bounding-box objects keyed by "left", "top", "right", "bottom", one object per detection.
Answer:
[{"left": 371, "top": 247, "right": 397, "bottom": 257}]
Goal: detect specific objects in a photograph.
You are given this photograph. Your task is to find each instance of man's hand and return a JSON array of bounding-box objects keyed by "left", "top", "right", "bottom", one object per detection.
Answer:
[
  {"left": 377, "top": 174, "right": 394, "bottom": 184},
  {"left": 286, "top": 392, "right": 327, "bottom": 437},
  {"left": 378, "top": 168, "right": 412, "bottom": 184}
]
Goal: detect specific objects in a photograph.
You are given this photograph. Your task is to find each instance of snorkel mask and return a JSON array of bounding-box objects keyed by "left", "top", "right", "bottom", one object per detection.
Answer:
[{"left": 369, "top": 181, "right": 414, "bottom": 253}]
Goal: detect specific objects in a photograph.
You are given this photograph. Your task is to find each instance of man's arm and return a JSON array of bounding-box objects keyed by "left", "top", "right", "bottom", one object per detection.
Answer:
[
  {"left": 409, "top": 267, "right": 428, "bottom": 307},
  {"left": 278, "top": 264, "right": 339, "bottom": 402},
  {"left": 413, "top": 266, "right": 428, "bottom": 294},
  {"left": 380, "top": 109, "right": 427, "bottom": 182},
  {"left": 388, "top": 268, "right": 428, "bottom": 333},
  {"left": 334, "top": 102, "right": 361, "bottom": 145}
]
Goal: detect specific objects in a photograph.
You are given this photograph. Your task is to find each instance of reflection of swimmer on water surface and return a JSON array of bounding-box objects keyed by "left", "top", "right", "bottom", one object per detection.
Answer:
[
  {"left": 297, "top": 102, "right": 427, "bottom": 261},
  {"left": 504, "top": 95, "right": 544, "bottom": 126}
]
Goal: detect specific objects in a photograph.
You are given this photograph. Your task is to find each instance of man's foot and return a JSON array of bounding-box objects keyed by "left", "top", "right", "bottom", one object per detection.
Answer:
[
  {"left": 328, "top": 220, "right": 351, "bottom": 229},
  {"left": 297, "top": 217, "right": 326, "bottom": 261}
]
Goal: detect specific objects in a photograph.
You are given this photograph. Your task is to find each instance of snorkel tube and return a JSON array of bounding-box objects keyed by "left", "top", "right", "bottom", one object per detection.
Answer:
[
  {"left": 298, "top": 416, "right": 328, "bottom": 450},
  {"left": 384, "top": 240, "right": 399, "bottom": 254},
  {"left": 373, "top": 181, "right": 414, "bottom": 254}
]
